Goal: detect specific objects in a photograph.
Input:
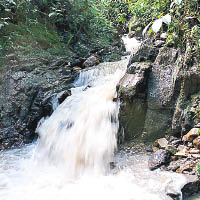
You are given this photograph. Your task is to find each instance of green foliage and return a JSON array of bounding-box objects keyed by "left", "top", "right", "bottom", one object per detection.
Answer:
[
  {"left": 128, "top": 0, "right": 171, "bottom": 26},
  {"left": 166, "top": 0, "right": 199, "bottom": 53},
  {"left": 0, "top": 0, "right": 199, "bottom": 66},
  {"left": 106, "top": 53, "right": 121, "bottom": 62},
  {"left": 92, "top": 0, "right": 131, "bottom": 30},
  {"left": 198, "top": 162, "right": 200, "bottom": 174},
  {"left": 0, "top": 0, "right": 120, "bottom": 64}
]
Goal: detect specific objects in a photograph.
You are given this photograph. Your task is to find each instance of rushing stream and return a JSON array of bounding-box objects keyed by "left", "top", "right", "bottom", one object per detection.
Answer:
[{"left": 0, "top": 37, "right": 191, "bottom": 200}]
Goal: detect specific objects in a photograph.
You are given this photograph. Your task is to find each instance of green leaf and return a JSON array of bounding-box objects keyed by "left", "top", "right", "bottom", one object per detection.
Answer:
[{"left": 198, "top": 162, "right": 200, "bottom": 174}]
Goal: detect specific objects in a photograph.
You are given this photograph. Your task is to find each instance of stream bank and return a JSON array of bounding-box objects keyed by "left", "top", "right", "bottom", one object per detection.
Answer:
[
  {"left": 0, "top": 34, "right": 199, "bottom": 199},
  {"left": 0, "top": 40, "right": 125, "bottom": 151},
  {"left": 117, "top": 33, "right": 200, "bottom": 198},
  {"left": 118, "top": 36, "right": 200, "bottom": 142}
]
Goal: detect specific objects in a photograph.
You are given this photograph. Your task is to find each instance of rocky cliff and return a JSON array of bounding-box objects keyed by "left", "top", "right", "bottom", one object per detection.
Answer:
[{"left": 117, "top": 37, "right": 200, "bottom": 142}]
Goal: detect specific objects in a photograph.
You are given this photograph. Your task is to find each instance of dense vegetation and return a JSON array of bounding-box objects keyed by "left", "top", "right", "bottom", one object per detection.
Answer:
[
  {"left": 0, "top": 0, "right": 118, "bottom": 65},
  {"left": 0, "top": 0, "right": 199, "bottom": 60}
]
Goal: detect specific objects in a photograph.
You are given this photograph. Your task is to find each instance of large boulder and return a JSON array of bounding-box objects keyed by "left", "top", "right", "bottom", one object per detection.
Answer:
[
  {"left": 118, "top": 40, "right": 200, "bottom": 142},
  {"left": 82, "top": 55, "right": 100, "bottom": 68},
  {"left": 130, "top": 39, "right": 159, "bottom": 64},
  {"left": 117, "top": 62, "right": 151, "bottom": 140},
  {"left": 0, "top": 55, "right": 77, "bottom": 150},
  {"left": 143, "top": 47, "right": 180, "bottom": 139},
  {"left": 171, "top": 63, "right": 200, "bottom": 136},
  {"left": 117, "top": 62, "right": 152, "bottom": 101},
  {"left": 181, "top": 175, "right": 200, "bottom": 198}
]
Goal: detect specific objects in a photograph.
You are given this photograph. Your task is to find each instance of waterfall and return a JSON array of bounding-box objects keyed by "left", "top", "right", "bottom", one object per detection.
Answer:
[
  {"left": 0, "top": 37, "right": 189, "bottom": 200},
  {"left": 35, "top": 60, "right": 128, "bottom": 178}
]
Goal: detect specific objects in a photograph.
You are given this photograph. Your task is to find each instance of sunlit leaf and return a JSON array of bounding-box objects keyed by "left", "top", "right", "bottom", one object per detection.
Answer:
[
  {"left": 152, "top": 18, "right": 162, "bottom": 33},
  {"left": 174, "top": 0, "right": 182, "bottom": 5},
  {"left": 142, "top": 21, "right": 152, "bottom": 36},
  {"left": 162, "top": 14, "right": 171, "bottom": 25}
]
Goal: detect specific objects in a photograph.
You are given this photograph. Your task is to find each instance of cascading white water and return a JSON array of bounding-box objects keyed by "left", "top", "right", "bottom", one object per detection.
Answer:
[
  {"left": 35, "top": 60, "right": 128, "bottom": 178},
  {"left": 0, "top": 38, "right": 190, "bottom": 200}
]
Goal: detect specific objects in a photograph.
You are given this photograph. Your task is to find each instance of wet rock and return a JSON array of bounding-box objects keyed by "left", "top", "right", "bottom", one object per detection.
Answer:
[
  {"left": 57, "top": 90, "right": 71, "bottom": 104},
  {"left": 73, "top": 66, "right": 82, "bottom": 74},
  {"left": 130, "top": 40, "right": 159, "bottom": 63},
  {"left": 147, "top": 65, "right": 177, "bottom": 110},
  {"left": 182, "top": 175, "right": 200, "bottom": 198},
  {"left": 117, "top": 62, "right": 152, "bottom": 100},
  {"left": 172, "top": 65, "right": 200, "bottom": 136},
  {"left": 118, "top": 99, "right": 147, "bottom": 141},
  {"left": 153, "top": 147, "right": 159, "bottom": 152},
  {"left": 154, "top": 138, "right": 169, "bottom": 149},
  {"left": 171, "top": 139, "right": 182, "bottom": 147},
  {"left": 167, "top": 192, "right": 181, "bottom": 200},
  {"left": 178, "top": 145, "right": 187, "bottom": 152},
  {"left": 182, "top": 128, "right": 199, "bottom": 142},
  {"left": 0, "top": 55, "right": 77, "bottom": 150},
  {"left": 167, "top": 160, "right": 182, "bottom": 172},
  {"left": 117, "top": 62, "right": 151, "bottom": 140},
  {"left": 148, "top": 149, "right": 171, "bottom": 170},
  {"left": 193, "top": 136, "right": 200, "bottom": 150},
  {"left": 175, "top": 145, "right": 189, "bottom": 158},
  {"left": 117, "top": 37, "right": 200, "bottom": 142},
  {"left": 49, "top": 57, "right": 68, "bottom": 70},
  {"left": 82, "top": 56, "right": 99, "bottom": 68},
  {"left": 143, "top": 48, "right": 180, "bottom": 139},
  {"left": 70, "top": 58, "right": 86, "bottom": 68},
  {"left": 154, "top": 47, "right": 179, "bottom": 66},
  {"left": 166, "top": 145, "right": 177, "bottom": 155},
  {"left": 145, "top": 144, "right": 153, "bottom": 152},
  {"left": 176, "top": 160, "right": 198, "bottom": 175},
  {"left": 188, "top": 142, "right": 193, "bottom": 148},
  {"left": 167, "top": 157, "right": 199, "bottom": 176}
]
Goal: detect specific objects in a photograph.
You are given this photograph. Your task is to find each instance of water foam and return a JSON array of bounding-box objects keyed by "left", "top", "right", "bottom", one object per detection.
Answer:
[{"left": 35, "top": 60, "right": 127, "bottom": 178}]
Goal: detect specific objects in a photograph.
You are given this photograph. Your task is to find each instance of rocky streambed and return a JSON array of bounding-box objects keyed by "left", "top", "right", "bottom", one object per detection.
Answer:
[
  {"left": 116, "top": 34, "right": 200, "bottom": 198},
  {"left": 0, "top": 32, "right": 199, "bottom": 199}
]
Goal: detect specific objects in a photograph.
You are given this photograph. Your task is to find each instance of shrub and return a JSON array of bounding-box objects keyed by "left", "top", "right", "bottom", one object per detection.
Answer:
[{"left": 198, "top": 162, "right": 200, "bottom": 175}]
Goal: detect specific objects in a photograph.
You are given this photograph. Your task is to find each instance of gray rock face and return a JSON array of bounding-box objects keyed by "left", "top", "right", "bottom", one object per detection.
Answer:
[
  {"left": 0, "top": 56, "right": 77, "bottom": 150},
  {"left": 148, "top": 149, "right": 171, "bottom": 170},
  {"left": 144, "top": 47, "right": 180, "bottom": 139},
  {"left": 117, "top": 62, "right": 151, "bottom": 140},
  {"left": 118, "top": 39, "right": 200, "bottom": 142},
  {"left": 117, "top": 62, "right": 152, "bottom": 101}
]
